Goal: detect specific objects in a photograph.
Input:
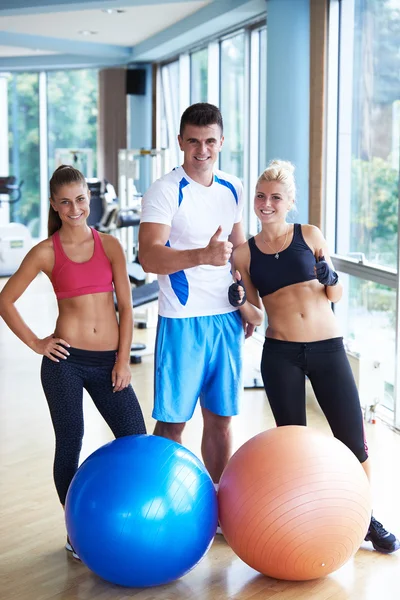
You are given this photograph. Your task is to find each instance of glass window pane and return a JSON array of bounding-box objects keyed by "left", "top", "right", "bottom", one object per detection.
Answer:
[
  {"left": 47, "top": 69, "right": 98, "bottom": 179},
  {"left": 190, "top": 48, "right": 208, "bottom": 103},
  {"left": 8, "top": 73, "right": 40, "bottom": 236},
  {"left": 337, "top": 0, "right": 400, "bottom": 268},
  {"left": 259, "top": 28, "right": 267, "bottom": 172},
  {"left": 159, "top": 81, "right": 168, "bottom": 150},
  {"left": 161, "top": 61, "right": 180, "bottom": 166},
  {"left": 335, "top": 272, "right": 395, "bottom": 413},
  {"left": 220, "top": 33, "right": 245, "bottom": 179}
]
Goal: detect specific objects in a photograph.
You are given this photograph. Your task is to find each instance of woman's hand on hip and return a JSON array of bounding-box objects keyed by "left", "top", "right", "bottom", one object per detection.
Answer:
[
  {"left": 32, "top": 335, "right": 70, "bottom": 362},
  {"left": 112, "top": 359, "right": 131, "bottom": 392}
]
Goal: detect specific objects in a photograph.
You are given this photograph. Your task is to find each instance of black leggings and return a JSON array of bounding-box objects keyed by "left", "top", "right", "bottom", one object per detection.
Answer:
[
  {"left": 41, "top": 347, "right": 146, "bottom": 504},
  {"left": 261, "top": 337, "right": 368, "bottom": 463}
]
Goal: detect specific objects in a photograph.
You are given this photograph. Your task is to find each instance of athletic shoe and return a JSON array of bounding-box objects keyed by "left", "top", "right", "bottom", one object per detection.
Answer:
[
  {"left": 65, "top": 538, "right": 80, "bottom": 560},
  {"left": 365, "top": 516, "right": 400, "bottom": 553}
]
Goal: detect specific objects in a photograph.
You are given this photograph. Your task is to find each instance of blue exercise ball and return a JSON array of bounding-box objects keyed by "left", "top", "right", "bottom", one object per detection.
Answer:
[{"left": 65, "top": 435, "right": 217, "bottom": 587}]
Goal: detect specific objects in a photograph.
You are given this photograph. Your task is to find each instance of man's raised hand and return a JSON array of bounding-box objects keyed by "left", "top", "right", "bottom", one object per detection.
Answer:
[{"left": 204, "top": 226, "right": 233, "bottom": 266}]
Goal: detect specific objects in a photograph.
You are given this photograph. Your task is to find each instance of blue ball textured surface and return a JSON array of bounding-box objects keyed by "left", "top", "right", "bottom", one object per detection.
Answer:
[{"left": 65, "top": 435, "right": 217, "bottom": 587}]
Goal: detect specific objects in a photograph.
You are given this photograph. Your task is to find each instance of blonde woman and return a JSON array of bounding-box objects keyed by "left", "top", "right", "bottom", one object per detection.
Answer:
[{"left": 229, "top": 159, "right": 399, "bottom": 554}]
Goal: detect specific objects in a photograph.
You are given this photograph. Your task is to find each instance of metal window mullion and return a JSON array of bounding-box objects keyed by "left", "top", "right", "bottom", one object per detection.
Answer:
[
  {"left": 248, "top": 28, "right": 260, "bottom": 238},
  {"left": 242, "top": 28, "right": 251, "bottom": 236},
  {"left": 0, "top": 73, "right": 10, "bottom": 226},
  {"left": 325, "top": 0, "right": 340, "bottom": 245},
  {"left": 39, "top": 71, "right": 48, "bottom": 241},
  {"left": 335, "top": 0, "right": 355, "bottom": 256},
  {"left": 161, "top": 66, "right": 178, "bottom": 167},
  {"left": 394, "top": 157, "right": 400, "bottom": 428},
  {"left": 207, "top": 41, "right": 220, "bottom": 107},
  {"left": 179, "top": 53, "right": 190, "bottom": 118}
]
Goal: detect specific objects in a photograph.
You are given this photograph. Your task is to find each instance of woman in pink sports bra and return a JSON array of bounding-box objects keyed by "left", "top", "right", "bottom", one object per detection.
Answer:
[{"left": 0, "top": 165, "right": 146, "bottom": 559}]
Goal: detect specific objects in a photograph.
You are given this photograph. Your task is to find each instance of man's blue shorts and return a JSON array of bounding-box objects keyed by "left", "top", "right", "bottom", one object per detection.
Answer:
[{"left": 153, "top": 311, "right": 244, "bottom": 423}]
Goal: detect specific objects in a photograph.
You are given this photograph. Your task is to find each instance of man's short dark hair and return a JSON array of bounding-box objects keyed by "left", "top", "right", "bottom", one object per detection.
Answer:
[{"left": 179, "top": 103, "right": 223, "bottom": 137}]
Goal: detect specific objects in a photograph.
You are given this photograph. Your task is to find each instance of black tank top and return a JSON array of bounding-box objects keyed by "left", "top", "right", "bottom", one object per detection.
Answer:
[{"left": 249, "top": 224, "right": 317, "bottom": 297}]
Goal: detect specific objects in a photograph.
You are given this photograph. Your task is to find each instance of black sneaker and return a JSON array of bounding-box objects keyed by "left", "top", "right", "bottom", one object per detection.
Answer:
[{"left": 365, "top": 516, "right": 400, "bottom": 554}]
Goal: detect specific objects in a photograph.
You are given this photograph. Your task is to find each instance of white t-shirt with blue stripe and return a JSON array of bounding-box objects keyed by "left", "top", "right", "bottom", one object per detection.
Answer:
[{"left": 140, "top": 166, "right": 244, "bottom": 318}]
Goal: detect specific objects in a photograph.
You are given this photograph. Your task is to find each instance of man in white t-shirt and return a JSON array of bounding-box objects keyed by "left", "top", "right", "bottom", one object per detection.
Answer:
[{"left": 139, "top": 103, "right": 258, "bottom": 486}]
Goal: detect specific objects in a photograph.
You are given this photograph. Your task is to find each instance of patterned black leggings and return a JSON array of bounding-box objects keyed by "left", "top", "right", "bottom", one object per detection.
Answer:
[{"left": 41, "top": 347, "right": 146, "bottom": 504}]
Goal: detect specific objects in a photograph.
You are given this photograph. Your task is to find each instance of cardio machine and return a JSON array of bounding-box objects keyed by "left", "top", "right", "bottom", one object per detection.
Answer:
[{"left": 0, "top": 177, "right": 32, "bottom": 277}]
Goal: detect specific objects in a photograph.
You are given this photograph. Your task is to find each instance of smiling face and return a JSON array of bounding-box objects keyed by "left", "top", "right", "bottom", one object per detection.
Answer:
[
  {"left": 254, "top": 180, "right": 293, "bottom": 224},
  {"left": 50, "top": 181, "right": 90, "bottom": 227},
  {"left": 178, "top": 123, "right": 224, "bottom": 182}
]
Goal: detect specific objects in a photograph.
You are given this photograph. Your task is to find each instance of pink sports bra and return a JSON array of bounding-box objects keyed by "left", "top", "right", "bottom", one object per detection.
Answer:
[{"left": 51, "top": 227, "right": 114, "bottom": 300}]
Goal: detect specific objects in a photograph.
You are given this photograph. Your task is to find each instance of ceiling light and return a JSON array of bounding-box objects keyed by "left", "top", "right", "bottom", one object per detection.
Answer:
[
  {"left": 101, "top": 8, "right": 126, "bottom": 14},
  {"left": 78, "top": 30, "right": 98, "bottom": 36}
]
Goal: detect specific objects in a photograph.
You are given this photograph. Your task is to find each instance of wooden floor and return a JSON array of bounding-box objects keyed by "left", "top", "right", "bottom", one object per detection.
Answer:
[{"left": 1, "top": 274, "right": 400, "bottom": 600}]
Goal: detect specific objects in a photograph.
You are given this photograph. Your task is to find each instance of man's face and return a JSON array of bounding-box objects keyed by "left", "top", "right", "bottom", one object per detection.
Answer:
[{"left": 178, "top": 123, "right": 224, "bottom": 174}]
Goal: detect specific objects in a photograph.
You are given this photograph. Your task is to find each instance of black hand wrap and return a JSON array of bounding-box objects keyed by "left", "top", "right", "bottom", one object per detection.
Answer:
[
  {"left": 228, "top": 280, "right": 247, "bottom": 307},
  {"left": 315, "top": 256, "right": 339, "bottom": 286}
]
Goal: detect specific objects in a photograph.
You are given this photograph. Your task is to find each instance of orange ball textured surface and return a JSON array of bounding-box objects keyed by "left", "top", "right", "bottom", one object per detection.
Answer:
[{"left": 219, "top": 426, "right": 371, "bottom": 581}]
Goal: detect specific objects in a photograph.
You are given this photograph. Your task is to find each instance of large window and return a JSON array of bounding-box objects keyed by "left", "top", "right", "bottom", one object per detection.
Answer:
[
  {"left": 7, "top": 73, "right": 40, "bottom": 236},
  {"left": 248, "top": 26, "right": 267, "bottom": 236},
  {"left": 5, "top": 69, "right": 98, "bottom": 239},
  {"left": 258, "top": 28, "right": 267, "bottom": 173},
  {"left": 336, "top": 0, "right": 400, "bottom": 269},
  {"left": 335, "top": 273, "right": 396, "bottom": 413},
  {"left": 329, "top": 0, "right": 400, "bottom": 427},
  {"left": 47, "top": 69, "right": 98, "bottom": 179},
  {"left": 158, "top": 21, "right": 266, "bottom": 236},
  {"left": 190, "top": 48, "right": 208, "bottom": 103},
  {"left": 160, "top": 61, "right": 180, "bottom": 166},
  {"left": 219, "top": 33, "right": 246, "bottom": 179}
]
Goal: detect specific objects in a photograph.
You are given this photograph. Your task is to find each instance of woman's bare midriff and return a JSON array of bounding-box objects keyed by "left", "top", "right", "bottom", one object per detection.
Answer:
[
  {"left": 54, "top": 292, "right": 120, "bottom": 350},
  {"left": 263, "top": 280, "right": 341, "bottom": 342}
]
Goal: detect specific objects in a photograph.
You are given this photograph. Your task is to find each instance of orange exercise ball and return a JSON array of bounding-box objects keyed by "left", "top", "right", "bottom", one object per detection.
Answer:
[{"left": 219, "top": 426, "right": 371, "bottom": 581}]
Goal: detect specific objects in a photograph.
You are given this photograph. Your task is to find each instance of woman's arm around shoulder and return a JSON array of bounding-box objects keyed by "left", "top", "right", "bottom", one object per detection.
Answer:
[{"left": 302, "top": 224, "right": 343, "bottom": 303}]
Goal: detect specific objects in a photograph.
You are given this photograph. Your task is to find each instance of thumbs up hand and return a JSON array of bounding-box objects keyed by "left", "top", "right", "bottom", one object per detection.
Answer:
[
  {"left": 315, "top": 250, "right": 339, "bottom": 286},
  {"left": 228, "top": 270, "right": 247, "bottom": 307},
  {"left": 204, "top": 226, "right": 233, "bottom": 266}
]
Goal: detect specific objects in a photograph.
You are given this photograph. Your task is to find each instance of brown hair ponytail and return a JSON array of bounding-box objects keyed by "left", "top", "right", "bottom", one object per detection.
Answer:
[{"left": 48, "top": 165, "right": 87, "bottom": 236}]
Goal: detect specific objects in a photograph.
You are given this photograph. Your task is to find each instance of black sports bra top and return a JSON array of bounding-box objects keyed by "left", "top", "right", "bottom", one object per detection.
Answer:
[{"left": 249, "top": 224, "right": 317, "bottom": 298}]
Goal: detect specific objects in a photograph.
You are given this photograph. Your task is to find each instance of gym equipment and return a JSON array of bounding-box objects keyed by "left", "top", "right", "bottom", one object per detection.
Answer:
[
  {"left": 117, "top": 148, "right": 168, "bottom": 264},
  {"left": 116, "top": 149, "right": 169, "bottom": 363},
  {"left": 65, "top": 434, "right": 218, "bottom": 587},
  {"left": 86, "top": 178, "right": 119, "bottom": 232},
  {"left": 0, "top": 177, "right": 32, "bottom": 276},
  {"left": 84, "top": 177, "right": 158, "bottom": 363},
  {"left": 112, "top": 278, "right": 159, "bottom": 364},
  {"left": 130, "top": 279, "right": 159, "bottom": 306},
  {"left": 55, "top": 148, "right": 94, "bottom": 178},
  {"left": 219, "top": 425, "right": 371, "bottom": 581},
  {"left": 116, "top": 208, "right": 146, "bottom": 286}
]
